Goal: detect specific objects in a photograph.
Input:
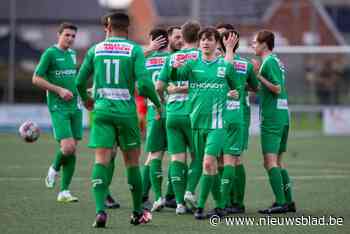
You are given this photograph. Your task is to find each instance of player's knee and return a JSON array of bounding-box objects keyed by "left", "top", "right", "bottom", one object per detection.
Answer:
[
  {"left": 233, "top": 157, "right": 242, "bottom": 166},
  {"left": 61, "top": 142, "right": 76, "bottom": 155}
]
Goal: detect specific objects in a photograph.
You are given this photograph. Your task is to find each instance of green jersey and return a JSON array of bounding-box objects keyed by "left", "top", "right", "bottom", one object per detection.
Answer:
[
  {"left": 225, "top": 55, "right": 259, "bottom": 124},
  {"left": 259, "top": 53, "right": 289, "bottom": 124},
  {"left": 171, "top": 56, "right": 238, "bottom": 129},
  {"left": 145, "top": 50, "right": 169, "bottom": 119},
  {"left": 76, "top": 36, "right": 160, "bottom": 116},
  {"left": 35, "top": 45, "right": 80, "bottom": 111},
  {"left": 159, "top": 48, "right": 200, "bottom": 116}
]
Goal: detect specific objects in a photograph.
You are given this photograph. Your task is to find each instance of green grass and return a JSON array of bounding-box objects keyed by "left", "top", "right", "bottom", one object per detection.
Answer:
[{"left": 1, "top": 133, "right": 350, "bottom": 234}]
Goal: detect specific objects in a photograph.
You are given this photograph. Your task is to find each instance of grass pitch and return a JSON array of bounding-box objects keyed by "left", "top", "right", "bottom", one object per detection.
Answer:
[{"left": 0, "top": 133, "right": 349, "bottom": 234}]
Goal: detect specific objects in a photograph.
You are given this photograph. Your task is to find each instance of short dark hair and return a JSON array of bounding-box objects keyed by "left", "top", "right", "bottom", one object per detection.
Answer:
[
  {"left": 198, "top": 27, "right": 220, "bottom": 42},
  {"left": 167, "top": 26, "right": 181, "bottom": 36},
  {"left": 181, "top": 21, "right": 200, "bottom": 43},
  {"left": 102, "top": 11, "right": 130, "bottom": 32},
  {"left": 149, "top": 28, "right": 169, "bottom": 50},
  {"left": 220, "top": 29, "right": 240, "bottom": 53},
  {"left": 256, "top": 30, "right": 275, "bottom": 50},
  {"left": 58, "top": 22, "right": 77, "bottom": 34},
  {"left": 215, "top": 23, "right": 234, "bottom": 31}
]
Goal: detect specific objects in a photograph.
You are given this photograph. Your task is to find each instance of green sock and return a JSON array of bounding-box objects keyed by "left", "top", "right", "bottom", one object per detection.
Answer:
[
  {"left": 235, "top": 164, "right": 246, "bottom": 207},
  {"left": 150, "top": 159, "right": 163, "bottom": 200},
  {"left": 171, "top": 161, "right": 186, "bottom": 204},
  {"left": 61, "top": 155, "right": 76, "bottom": 191},
  {"left": 165, "top": 163, "right": 174, "bottom": 199},
  {"left": 211, "top": 173, "right": 222, "bottom": 208},
  {"left": 91, "top": 163, "right": 108, "bottom": 214},
  {"left": 268, "top": 167, "right": 286, "bottom": 205},
  {"left": 186, "top": 158, "right": 203, "bottom": 193},
  {"left": 198, "top": 174, "right": 214, "bottom": 209},
  {"left": 141, "top": 165, "right": 151, "bottom": 199},
  {"left": 126, "top": 166, "right": 143, "bottom": 213},
  {"left": 106, "top": 156, "right": 115, "bottom": 188},
  {"left": 220, "top": 165, "right": 235, "bottom": 208},
  {"left": 52, "top": 150, "right": 64, "bottom": 171},
  {"left": 280, "top": 168, "right": 293, "bottom": 203}
]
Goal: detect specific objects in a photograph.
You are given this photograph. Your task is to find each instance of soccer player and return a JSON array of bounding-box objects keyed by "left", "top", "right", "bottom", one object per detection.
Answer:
[
  {"left": 169, "top": 27, "right": 239, "bottom": 219},
  {"left": 76, "top": 12, "right": 161, "bottom": 227},
  {"left": 219, "top": 30, "right": 259, "bottom": 214},
  {"left": 251, "top": 30, "right": 295, "bottom": 214},
  {"left": 162, "top": 25, "right": 184, "bottom": 209},
  {"left": 33, "top": 22, "right": 80, "bottom": 203},
  {"left": 157, "top": 21, "right": 201, "bottom": 214},
  {"left": 142, "top": 28, "right": 170, "bottom": 212}
]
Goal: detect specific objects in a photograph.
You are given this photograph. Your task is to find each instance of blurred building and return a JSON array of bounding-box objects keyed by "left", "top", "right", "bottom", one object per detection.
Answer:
[{"left": 0, "top": 0, "right": 349, "bottom": 104}]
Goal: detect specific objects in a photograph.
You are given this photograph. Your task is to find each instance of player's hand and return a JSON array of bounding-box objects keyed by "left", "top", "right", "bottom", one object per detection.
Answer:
[
  {"left": 167, "top": 83, "right": 177, "bottom": 94},
  {"left": 84, "top": 97, "right": 94, "bottom": 111},
  {"left": 58, "top": 88, "right": 73, "bottom": 101},
  {"left": 223, "top": 32, "right": 239, "bottom": 51},
  {"left": 149, "top": 35, "right": 167, "bottom": 51},
  {"left": 227, "top": 89, "right": 239, "bottom": 99},
  {"left": 251, "top": 58, "right": 261, "bottom": 74}
]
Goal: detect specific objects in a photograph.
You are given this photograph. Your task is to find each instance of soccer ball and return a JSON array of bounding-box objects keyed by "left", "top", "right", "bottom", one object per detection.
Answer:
[{"left": 19, "top": 121, "right": 40, "bottom": 143}]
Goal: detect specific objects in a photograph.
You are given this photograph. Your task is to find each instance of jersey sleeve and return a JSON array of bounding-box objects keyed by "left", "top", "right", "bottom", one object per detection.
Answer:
[
  {"left": 261, "top": 59, "right": 281, "bottom": 85},
  {"left": 247, "top": 62, "right": 259, "bottom": 89},
  {"left": 34, "top": 49, "right": 52, "bottom": 78},
  {"left": 169, "top": 60, "right": 192, "bottom": 82},
  {"left": 76, "top": 46, "right": 95, "bottom": 102},
  {"left": 158, "top": 56, "right": 170, "bottom": 83}
]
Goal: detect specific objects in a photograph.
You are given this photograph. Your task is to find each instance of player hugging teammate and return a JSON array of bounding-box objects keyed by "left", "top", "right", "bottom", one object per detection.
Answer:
[{"left": 33, "top": 10, "right": 295, "bottom": 228}]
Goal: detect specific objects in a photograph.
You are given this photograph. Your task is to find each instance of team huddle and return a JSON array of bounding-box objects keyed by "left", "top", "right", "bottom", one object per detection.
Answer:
[{"left": 32, "top": 11, "right": 295, "bottom": 228}]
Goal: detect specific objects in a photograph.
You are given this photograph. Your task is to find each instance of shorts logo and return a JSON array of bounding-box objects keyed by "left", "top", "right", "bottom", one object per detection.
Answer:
[{"left": 217, "top": 67, "right": 226, "bottom": 78}]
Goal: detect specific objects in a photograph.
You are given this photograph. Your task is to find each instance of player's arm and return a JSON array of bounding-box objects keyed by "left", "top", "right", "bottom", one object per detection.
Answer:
[
  {"left": 156, "top": 57, "right": 170, "bottom": 102},
  {"left": 257, "top": 59, "right": 281, "bottom": 95},
  {"left": 134, "top": 46, "right": 161, "bottom": 109},
  {"left": 247, "top": 62, "right": 259, "bottom": 92},
  {"left": 32, "top": 50, "right": 73, "bottom": 101},
  {"left": 75, "top": 47, "right": 95, "bottom": 110},
  {"left": 167, "top": 83, "right": 188, "bottom": 94},
  {"left": 226, "top": 63, "right": 240, "bottom": 99}
]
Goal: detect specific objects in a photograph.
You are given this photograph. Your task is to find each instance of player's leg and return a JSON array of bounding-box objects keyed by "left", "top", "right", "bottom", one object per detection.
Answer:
[
  {"left": 195, "top": 129, "right": 225, "bottom": 219},
  {"left": 89, "top": 112, "right": 116, "bottom": 228},
  {"left": 145, "top": 118, "right": 167, "bottom": 212},
  {"left": 141, "top": 155, "right": 152, "bottom": 210},
  {"left": 57, "top": 110, "right": 83, "bottom": 202},
  {"left": 167, "top": 116, "right": 188, "bottom": 214},
  {"left": 57, "top": 138, "right": 78, "bottom": 202},
  {"left": 45, "top": 110, "right": 70, "bottom": 189},
  {"left": 224, "top": 124, "right": 245, "bottom": 214},
  {"left": 229, "top": 157, "right": 246, "bottom": 213},
  {"left": 186, "top": 129, "right": 204, "bottom": 209},
  {"left": 278, "top": 125, "right": 295, "bottom": 212},
  {"left": 258, "top": 125, "right": 288, "bottom": 214},
  {"left": 104, "top": 145, "right": 121, "bottom": 209},
  {"left": 119, "top": 116, "right": 151, "bottom": 225}
]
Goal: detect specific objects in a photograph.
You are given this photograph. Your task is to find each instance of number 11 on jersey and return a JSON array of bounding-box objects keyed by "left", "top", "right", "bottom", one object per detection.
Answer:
[{"left": 104, "top": 59, "right": 120, "bottom": 84}]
